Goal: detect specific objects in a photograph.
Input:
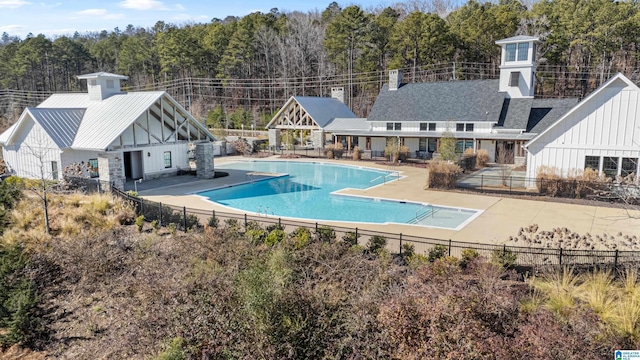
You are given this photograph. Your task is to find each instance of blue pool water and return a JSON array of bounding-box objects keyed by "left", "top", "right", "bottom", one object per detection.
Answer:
[{"left": 197, "top": 161, "right": 480, "bottom": 229}]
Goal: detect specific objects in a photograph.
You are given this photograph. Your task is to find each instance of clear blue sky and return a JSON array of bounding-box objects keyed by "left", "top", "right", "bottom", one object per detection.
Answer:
[{"left": 0, "top": 0, "right": 393, "bottom": 38}]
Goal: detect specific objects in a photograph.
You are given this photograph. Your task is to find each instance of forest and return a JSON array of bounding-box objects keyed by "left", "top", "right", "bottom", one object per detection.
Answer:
[{"left": 0, "top": 0, "right": 639, "bottom": 129}]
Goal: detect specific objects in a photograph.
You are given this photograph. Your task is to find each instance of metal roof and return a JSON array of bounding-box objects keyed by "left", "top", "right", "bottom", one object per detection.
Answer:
[
  {"left": 294, "top": 96, "right": 357, "bottom": 128},
  {"left": 77, "top": 72, "right": 129, "bottom": 80},
  {"left": 368, "top": 80, "right": 504, "bottom": 123},
  {"left": 324, "top": 117, "right": 369, "bottom": 131},
  {"left": 0, "top": 123, "right": 17, "bottom": 145},
  {"left": 328, "top": 129, "right": 536, "bottom": 140},
  {"left": 27, "top": 108, "right": 85, "bottom": 148},
  {"left": 495, "top": 35, "right": 541, "bottom": 44}
]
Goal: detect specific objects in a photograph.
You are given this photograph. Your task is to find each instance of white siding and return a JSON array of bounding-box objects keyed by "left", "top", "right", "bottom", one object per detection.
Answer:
[
  {"left": 141, "top": 143, "right": 190, "bottom": 178},
  {"left": 526, "top": 80, "right": 640, "bottom": 181},
  {"left": 371, "top": 137, "right": 386, "bottom": 152},
  {"left": 3, "top": 117, "right": 61, "bottom": 179}
]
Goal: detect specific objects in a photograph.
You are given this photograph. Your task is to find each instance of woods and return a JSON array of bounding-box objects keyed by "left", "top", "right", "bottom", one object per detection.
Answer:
[{"left": 1, "top": 0, "right": 639, "bottom": 128}]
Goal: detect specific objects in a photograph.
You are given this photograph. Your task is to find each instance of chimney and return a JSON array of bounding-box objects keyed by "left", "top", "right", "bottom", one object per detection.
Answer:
[
  {"left": 77, "top": 72, "right": 128, "bottom": 101},
  {"left": 331, "top": 87, "right": 345, "bottom": 103},
  {"left": 389, "top": 69, "right": 403, "bottom": 91}
]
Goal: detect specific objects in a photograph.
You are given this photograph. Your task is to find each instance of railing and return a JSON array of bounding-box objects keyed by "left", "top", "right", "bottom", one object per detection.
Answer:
[{"left": 112, "top": 187, "right": 640, "bottom": 273}]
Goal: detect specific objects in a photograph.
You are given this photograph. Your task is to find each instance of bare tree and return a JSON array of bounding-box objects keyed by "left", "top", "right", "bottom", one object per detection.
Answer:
[{"left": 496, "top": 143, "right": 514, "bottom": 186}]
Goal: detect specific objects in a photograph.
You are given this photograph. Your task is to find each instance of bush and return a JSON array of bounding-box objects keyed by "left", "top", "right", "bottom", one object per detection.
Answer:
[
  {"left": 315, "top": 225, "right": 335, "bottom": 242},
  {"left": 135, "top": 215, "right": 145, "bottom": 232},
  {"left": 401, "top": 243, "right": 415, "bottom": 258},
  {"left": 168, "top": 223, "right": 178, "bottom": 236},
  {"left": 157, "top": 337, "right": 187, "bottom": 360},
  {"left": 368, "top": 235, "right": 387, "bottom": 254},
  {"left": 342, "top": 231, "right": 360, "bottom": 246},
  {"left": 352, "top": 146, "right": 361, "bottom": 161},
  {"left": 460, "top": 248, "right": 480, "bottom": 268},
  {"left": 265, "top": 229, "right": 286, "bottom": 246},
  {"left": 431, "top": 256, "right": 461, "bottom": 276},
  {"left": 491, "top": 247, "right": 517, "bottom": 269},
  {"left": 428, "top": 245, "right": 448, "bottom": 262},
  {"left": 151, "top": 220, "right": 160, "bottom": 231},
  {"left": 289, "top": 227, "right": 311, "bottom": 249},
  {"left": 207, "top": 216, "right": 219, "bottom": 228},
  {"left": 476, "top": 149, "right": 490, "bottom": 167},
  {"left": 425, "top": 160, "right": 462, "bottom": 189}
]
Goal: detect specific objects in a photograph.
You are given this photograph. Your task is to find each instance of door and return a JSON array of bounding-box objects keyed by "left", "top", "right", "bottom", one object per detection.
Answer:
[{"left": 124, "top": 151, "right": 144, "bottom": 180}]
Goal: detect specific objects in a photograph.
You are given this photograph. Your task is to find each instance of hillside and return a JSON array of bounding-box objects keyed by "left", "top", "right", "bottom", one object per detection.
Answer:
[{"left": 0, "top": 190, "right": 636, "bottom": 358}]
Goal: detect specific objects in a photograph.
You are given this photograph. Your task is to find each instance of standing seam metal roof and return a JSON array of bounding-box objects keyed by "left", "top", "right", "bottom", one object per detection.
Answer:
[
  {"left": 27, "top": 108, "right": 85, "bottom": 148},
  {"left": 293, "top": 97, "right": 357, "bottom": 128}
]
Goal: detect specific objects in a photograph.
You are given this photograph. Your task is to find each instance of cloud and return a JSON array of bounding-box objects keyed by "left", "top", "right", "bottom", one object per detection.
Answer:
[
  {"left": 175, "top": 3, "right": 184, "bottom": 11},
  {"left": 171, "top": 13, "right": 209, "bottom": 22},
  {"left": 0, "top": 0, "right": 30, "bottom": 8},
  {"left": 76, "top": 8, "right": 124, "bottom": 19},
  {"left": 119, "top": 0, "right": 167, "bottom": 11},
  {"left": 0, "top": 24, "right": 26, "bottom": 33}
]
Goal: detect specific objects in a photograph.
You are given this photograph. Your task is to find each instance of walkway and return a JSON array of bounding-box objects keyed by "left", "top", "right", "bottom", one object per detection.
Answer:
[{"left": 138, "top": 156, "right": 640, "bottom": 245}]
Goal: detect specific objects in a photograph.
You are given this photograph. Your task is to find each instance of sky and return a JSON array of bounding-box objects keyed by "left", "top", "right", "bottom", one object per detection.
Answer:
[{"left": 0, "top": 0, "right": 394, "bottom": 39}]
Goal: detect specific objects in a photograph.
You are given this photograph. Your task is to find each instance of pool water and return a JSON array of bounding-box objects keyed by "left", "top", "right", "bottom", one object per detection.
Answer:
[{"left": 197, "top": 161, "right": 480, "bottom": 229}]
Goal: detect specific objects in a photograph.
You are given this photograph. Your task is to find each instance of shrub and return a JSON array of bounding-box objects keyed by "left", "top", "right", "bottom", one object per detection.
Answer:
[
  {"left": 207, "top": 216, "right": 219, "bottom": 228},
  {"left": 231, "top": 138, "right": 252, "bottom": 155},
  {"left": 151, "top": 220, "right": 160, "bottom": 231},
  {"left": 425, "top": 160, "right": 462, "bottom": 189},
  {"left": 401, "top": 243, "right": 415, "bottom": 258},
  {"left": 342, "top": 231, "right": 360, "bottom": 246},
  {"left": 126, "top": 190, "right": 139, "bottom": 197},
  {"left": 476, "top": 149, "right": 490, "bottom": 167},
  {"left": 315, "top": 225, "right": 336, "bottom": 242},
  {"left": 265, "top": 229, "right": 286, "bottom": 246},
  {"left": 460, "top": 248, "right": 480, "bottom": 268},
  {"left": 428, "top": 244, "right": 448, "bottom": 262},
  {"left": 157, "top": 337, "right": 187, "bottom": 360},
  {"left": 352, "top": 146, "right": 361, "bottom": 161},
  {"left": 289, "top": 227, "right": 311, "bottom": 249},
  {"left": 431, "top": 256, "right": 461, "bottom": 276},
  {"left": 184, "top": 214, "right": 200, "bottom": 231},
  {"left": 168, "top": 223, "right": 178, "bottom": 236},
  {"left": 491, "top": 247, "right": 517, "bottom": 269},
  {"left": 135, "top": 215, "right": 145, "bottom": 232},
  {"left": 407, "top": 253, "right": 430, "bottom": 269},
  {"left": 368, "top": 235, "right": 387, "bottom": 254}
]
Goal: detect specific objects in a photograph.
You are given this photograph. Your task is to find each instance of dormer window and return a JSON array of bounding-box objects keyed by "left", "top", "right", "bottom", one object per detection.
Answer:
[
  {"left": 506, "top": 44, "right": 516, "bottom": 62},
  {"left": 517, "top": 43, "right": 529, "bottom": 61}
]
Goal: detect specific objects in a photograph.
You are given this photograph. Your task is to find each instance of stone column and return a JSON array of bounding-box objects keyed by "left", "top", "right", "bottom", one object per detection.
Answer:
[
  {"left": 268, "top": 129, "right": 281, "bottom": 151},
  {"left": 196, "top": 143, "right": 215, "bottom": 179},
  {"left": 98, "top": 151, "right": 124, "bottom": 191},
  {"left": 312, "top": 130, "right": 324, "bottom": 149}
]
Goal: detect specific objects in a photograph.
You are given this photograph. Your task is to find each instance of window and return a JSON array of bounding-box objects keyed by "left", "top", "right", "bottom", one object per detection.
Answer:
[
  {"left": 420, "top": 123, "right": 436, "bottom": 131},
  {"left": 584, "top": 156, "right": 600, "bottom": 171},
  {"left": 51, "top": 161, "right": 58, "bottom": 180},
  {"left": 509, "top": 72, "right": 520, "bottom": 87},
  {"left": 456, "top": 140, "right": 464, "bottom": 153},
  {"left": 394, "top": 122, "right": 401, "bottom": 130},
  {"left": 603, "top": 157, "right": 618, "bottom": 178},
  {"left": 506, "top": 43, "right": 516, "bottom": 61},
  {"left": 428, "top": 123, "right": 436, "bottom": 131},
  {"left": 420, "top": 123, "right": 427, "bottom": 131},
  {"left": 419, "top": 138, "right": 427, "bottom": 152},
  {"left": 106, "top": 79, "right": 114, "bottom": 89},
  {"left": 386, "top": 123, "right": 393, "bottom": 130},
  {"left": 621, "top": 158, "right": 638, "bottom": 178},
  {"left": 88, "top": 159, "right": 99, "bottom": 178},
  {"left": 456, "top": 123, "right": 464, "bottom": 132},
  {"left": 164, "top": 151, "right": 172, "bottom": 168},
  {"left": 428, "top": 138, "right": 436, "bottom": 153},
  {"left": 517, "top": 42, "right": 529, "bottom": 61},
  {"left": 465, "top": 140, "right": 474, "bottom": 150},
  {"left": 465, "top": 123, "right": 474, "bottom": 132}
]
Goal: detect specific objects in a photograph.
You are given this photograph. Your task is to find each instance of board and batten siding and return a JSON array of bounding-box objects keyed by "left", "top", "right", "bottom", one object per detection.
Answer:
[
  {"left": 2, "top": 117, "right": 62, "bottom": 179},
  {"left": 526, "top": 79, "right": 640, "bottom": 181},
  {"left": 139, "top": 143, "right": 190, "bottom": 178}
]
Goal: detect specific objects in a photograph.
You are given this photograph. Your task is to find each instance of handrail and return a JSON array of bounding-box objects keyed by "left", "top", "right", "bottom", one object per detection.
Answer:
[{"left": 413, "top": 204, "right": 433, "bottom": 223}]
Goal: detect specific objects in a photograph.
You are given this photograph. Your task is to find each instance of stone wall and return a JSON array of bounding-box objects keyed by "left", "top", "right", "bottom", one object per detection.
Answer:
[
  {"left": 195, "top": 143, "right": 215, "bottom": 179},
  {"left": 268, "top": 129, "right": 281, "bottom": 150},
  {"left": 312, "top": 130, "right": 324, "bottom": 149}
]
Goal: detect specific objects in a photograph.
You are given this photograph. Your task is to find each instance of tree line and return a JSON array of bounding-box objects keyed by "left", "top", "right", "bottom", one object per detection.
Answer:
[{"left": 1, "top": 0, "right": 639, "bottom": 128}]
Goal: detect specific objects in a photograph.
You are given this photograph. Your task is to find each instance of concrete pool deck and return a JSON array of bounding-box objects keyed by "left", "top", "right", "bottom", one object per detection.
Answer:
[{"left": 137, "top": 156, "right": 640, "bottom": 245}]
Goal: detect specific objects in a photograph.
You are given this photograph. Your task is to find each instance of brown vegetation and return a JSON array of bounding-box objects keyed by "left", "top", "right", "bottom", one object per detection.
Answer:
[
  {"left": 425, "top": 160, "right": 463, "bottom": 189},
  {"left": 506, "top": 224, "right": 640, "bottom": 251},
  {"left": 476, "top": 149, "right": 490, "bottom": 167}
]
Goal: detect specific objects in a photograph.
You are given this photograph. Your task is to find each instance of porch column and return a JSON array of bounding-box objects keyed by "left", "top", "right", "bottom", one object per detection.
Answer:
[
  {"left": 196, "top": 143, "right": 215, "bottom": 179},
  {"left": 98, "top": 151, "right": 124, "bottom": 191}
]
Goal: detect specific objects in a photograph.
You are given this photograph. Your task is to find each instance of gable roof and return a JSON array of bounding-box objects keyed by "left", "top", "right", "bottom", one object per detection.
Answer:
[
  {"left": 495, "top": 35, "right": 540, "bottom": 44},
  {"left": 526, "top": 98, "right": 579, "bottom": 133},
  {"left": 368, "top": 80, "right": 504, "bottom": 123},
  {"left": 294, "top": 96, "right": 357, "bottom": 128},
  {"left": 77, "top": 72, "right": 128, "bottom": 80},
  {"left": 526, "top": 73, "right": 640, "bottom": 147},
  {"left": 265, "top": 96, "right": 356, "bottom": 129},
  {"left": 0, "top": 90, "right": 215, "bottom": 151}
]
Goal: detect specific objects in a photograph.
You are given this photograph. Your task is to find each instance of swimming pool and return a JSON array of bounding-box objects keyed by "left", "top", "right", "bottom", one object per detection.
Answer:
[{"left": 197, "top": 161, "right": 480, "bottom": 230}]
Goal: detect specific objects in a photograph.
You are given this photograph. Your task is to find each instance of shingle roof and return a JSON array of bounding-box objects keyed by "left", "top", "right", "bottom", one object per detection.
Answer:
[
  {"left": 368, "top": 80, "right": 504, "bottom": 123},
  {"left": 527, "top": 98, "right": 579, "bottom": 133},
  {"left": 324, "top": 117, "right": 369, "bottom": 131},
  {"left": 27, "top": 108, "right": 85, "bottom": 148},
  {"left": 497, "top": 98, "right": 532, "bottom": 130},
  {"left": 294, "top": 97, "right": 356, "bottom": 128}
]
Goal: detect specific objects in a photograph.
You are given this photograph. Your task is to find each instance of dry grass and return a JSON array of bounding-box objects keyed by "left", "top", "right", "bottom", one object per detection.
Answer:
[
  {"left": 531, "top": 267, "right": 640, "bottom": 342},
  {"left": 425, "top": 160, "right": 462, "bottom": 189},
  {"left": 476, "top": 149, "right": 489, "bottom": 167}
]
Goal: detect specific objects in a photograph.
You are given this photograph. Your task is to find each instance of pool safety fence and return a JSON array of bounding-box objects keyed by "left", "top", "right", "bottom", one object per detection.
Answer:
[{"left": 113, "top": 188, "right": 640, "bottom": 273}]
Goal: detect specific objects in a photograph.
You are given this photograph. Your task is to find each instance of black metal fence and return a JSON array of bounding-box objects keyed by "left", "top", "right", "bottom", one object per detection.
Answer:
[
  {"left": 50, "top": 175, "right": 110, "bottom": 194},
  {"left": 112, "top": 188, "right": 640, "bottom": 273},
  {"left": 456, "top": 173, "right": 640, "bottom": 203}
]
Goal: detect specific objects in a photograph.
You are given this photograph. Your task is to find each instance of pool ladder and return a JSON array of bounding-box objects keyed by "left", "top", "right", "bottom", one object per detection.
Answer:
[
  {"left": 410, "top": 204, "right": 435, "bottom": 224},
  {"left": 370, "top": 171, "right": 400, "bottom": 184},
  {"left": 257, "top": 206, "right": 274, "bottom": 217}
]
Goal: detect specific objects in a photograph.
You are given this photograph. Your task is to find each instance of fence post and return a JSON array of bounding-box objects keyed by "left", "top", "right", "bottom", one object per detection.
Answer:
[
  {"left": 212, "top": 210, "right": 216, "bottom": 224},
  {"left": 278, "top": 217, "right": 281, "bottom": 227},
  {"left": 315, "top": 222, "right": 318, "bottom": 233},
  {"left": 183, "top": 206, "right": 187, "bottom": 232},
  {"left": 244, "top": 213, "right": 248, "bottom": 228},
  {"left": 559, "top": 247, "right": 563, "bottom": 266},
  {"left": 159, "top": 202, "right": 163, "bottom": 225},
  {"left": 449, "top": 239, "right": 452, "bottom": 256},
  {"left": 355, "top": 227, "right": 358, "bottom": 240},
  {"left": 509, "top": 176, "right": 512, "bottom": 194},
  {"left": 481, "top": 175, "right": 484, "bottom": 190},
  {"left": 399, "top": 233, "right": 403, "bottom": 255},
  {"left": 614, "top": 249, "right": 619, "bottom": 272}
]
